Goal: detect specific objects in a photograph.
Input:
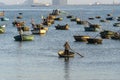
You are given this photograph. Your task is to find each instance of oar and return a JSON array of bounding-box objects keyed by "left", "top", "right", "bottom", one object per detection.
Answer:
[
  {"left": 70, "top": 49, "right": 84, "bottom": 57},
  {"left": 75, "top": 51, "right": 84, "bottom": 57}
]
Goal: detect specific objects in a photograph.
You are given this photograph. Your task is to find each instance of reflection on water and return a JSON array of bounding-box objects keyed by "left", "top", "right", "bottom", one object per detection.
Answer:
[
  {"left": 16, "top": 53, "right": 22, "bottom": 80},
  {"left": 64, "top": 57, "right": 70, "bottom": 62},
  {"left": 18, "top": 42, "right": 22, "bottom": 48},
  {"left": 64, "top": 61, "right": 70, "bottom": 80}
]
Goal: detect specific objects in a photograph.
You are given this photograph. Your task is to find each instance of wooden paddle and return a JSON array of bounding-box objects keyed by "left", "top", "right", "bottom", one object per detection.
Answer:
[
  {"left": 70, "top": 49, "right": 84, "bottom": 57},
  {"left": 75, "top": 52, "right": 84, "bottom": 57}
]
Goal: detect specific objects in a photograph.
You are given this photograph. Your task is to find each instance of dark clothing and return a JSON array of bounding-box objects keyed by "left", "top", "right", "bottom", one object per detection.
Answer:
[
  {"left": 17, "top": 27, "right": 21, "bottom": 31},
  {"left": 64, "top": 42, "right": 71, "bottom": 55},
  {"left": 19, "top": 34, "right": 23, "bottom": 41},
  {"left": 64, "top": 42, "right": 71, "bottom": 50},
  {"left": 64, "top": 50, "right": 69, "bottom": 55}
]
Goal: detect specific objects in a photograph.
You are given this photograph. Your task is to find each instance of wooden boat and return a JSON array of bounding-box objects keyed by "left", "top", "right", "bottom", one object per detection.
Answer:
[
  {"left": 111, "top": 35, "right": 120, "bottom": 40},
  {"left": 12, "top": 21, "right": 25, "bottom": 27},
  {"left": 32, "top": 23, "right": 48, "bottom": 31},
  {"left": 48, "top": 15, "right": 56, "bottom": 19},
  {"left": 0, "top": 29, "right": 4, "bottom": 33},
  {"left": 100, "top": 30, "right": 115, "bottom": 39},
  {"left": 76, "top": 20, "right": 88, "bottom": 25},
  {"left": 42, "top": 27, "right": 48, "bottom": 31},
  {"left": 55, "top": 24, "right": 69, "bottom": 30},
  {"left": 42, "top": 22, "right": 52, "bottom": 26},
  {"left": 19, "top": 12, "right": 23, "bottom": 15},
  {"left": 54, "top": 17, "right": 63, "bottom": 21},
  {"left": 111, "top": 32, "right": 120, "bottom": 40},
  {"left": 89, "top": 24, "right": 101, "bottom": 29},
  {"left": 87, "top": 38, "right": 102, "bottom": 44},
  {"left": 84, "top": 24, "right": 101, "bottom": 32},
  {"left": 117, "top": 18, "right": 120, "bottom": 21},
  {"left": 106, "top": 17, "right": 114, "bottom": 21},
  {"left": 113, "top": 23, "right": 120, "bottom": 27},
  {"left": 66, "top": 15, "right": 74, "bottom": 18},
  {"left": 88, "top": 17, "right": 94, "bottom": 20},
  {"left": 95, "top": 16, "right": 101, "bottom": 19},
  {"left": 14, "top": 34, "right": 34, "bottom": 41},
  {"left": 31, "top": 24, "right": 48, "bottom": 34},
  {"left": 16, "top": 15, "right": 22, "bottom": 19},
  {"left": 84, "top": 27, "right": 100, "bottom": 32},
  {"left": 42, "top": 17, "right": 54, "bottom": 24},
  {"left": 107, "top": 14, "right": 112, "bottom": 16},
  {"left": 1, "top": 17, "right": 9, "bottom": 21},
  {"left": 70, "top": 18, "right": 80, "bottom": 22},
  {"left": 100, "top": 19, "right": 108, "bottom": 22},
  {"left": 73, "top": 35, "right": 90, "bottom": 42},
  {"left": 21, "top": 26, "right": 30, "bottom": 31},
  {"left": 116, "top": 16, "right": 120, "bottom": 21},
  {"left": 58, "top": 50, "right": 74, "bottom": 57},
  {"left": 31, "top": 29, "right": 47, "bottom": 34},
  {"left": 0, "top": 25, "right": 5, "bottom": 33}
]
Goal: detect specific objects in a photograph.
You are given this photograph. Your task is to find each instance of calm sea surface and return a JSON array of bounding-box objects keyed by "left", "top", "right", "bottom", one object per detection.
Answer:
[{"left": 0, "top": 5, "right": 120, "bottom": 80}]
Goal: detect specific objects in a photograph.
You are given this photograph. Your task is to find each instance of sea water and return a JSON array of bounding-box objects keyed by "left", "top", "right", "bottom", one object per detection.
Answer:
[{"left": 0, "top": 5, "right": 120, "bottom": 80}]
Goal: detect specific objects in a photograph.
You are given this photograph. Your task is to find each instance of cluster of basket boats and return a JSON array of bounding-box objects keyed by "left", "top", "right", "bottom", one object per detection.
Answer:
[{"left": 1, "top": 9, "right": 120, "bottom": 57}]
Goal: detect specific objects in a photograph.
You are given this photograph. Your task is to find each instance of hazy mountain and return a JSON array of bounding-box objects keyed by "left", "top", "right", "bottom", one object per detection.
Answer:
[{"left": 22, "top": 0, "right": 33, "bottom": 5}]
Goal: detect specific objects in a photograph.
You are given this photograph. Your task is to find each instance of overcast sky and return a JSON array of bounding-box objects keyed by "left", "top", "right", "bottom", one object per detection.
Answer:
[{"left": 0, "top": 0, "right": 119, "bottom": 5}]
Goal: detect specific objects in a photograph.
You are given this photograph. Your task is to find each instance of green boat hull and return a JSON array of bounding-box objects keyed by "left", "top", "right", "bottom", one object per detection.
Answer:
[
  {"left": 14, "top": 34, "right": 34, "bottom": 41},
  {"left": 0, "top": 26, "right": 5, "bottom": 33}
]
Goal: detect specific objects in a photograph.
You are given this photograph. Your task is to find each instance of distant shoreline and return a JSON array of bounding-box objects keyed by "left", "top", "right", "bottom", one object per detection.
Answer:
[{"left": 0, "top": 3, "right": 119, "bottom": 6}]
